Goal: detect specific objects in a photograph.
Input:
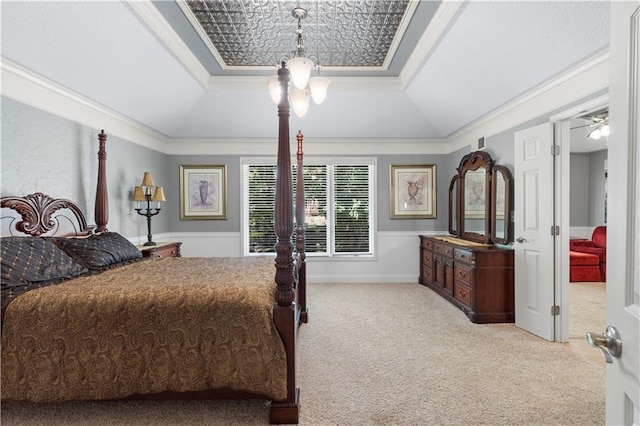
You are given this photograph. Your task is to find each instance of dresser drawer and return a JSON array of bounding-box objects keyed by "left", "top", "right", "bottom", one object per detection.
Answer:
[
  {"left": 454, "top": 281, "right": 472, "bottom": 307},
  {"left": 422, "top": 266, "right": 433, "bottom": 283},
  {"left": 421, "top": 238, "right": 433, "bottom": 250},
  {"left": 433, "top": 242, "right": 454, "bottom": 257},
  {"left": 140, "top": 242, "right": 182, "bottom": 258},
  {"left": 454, "top": 263, "right": 472, "bottom": 285},
  {"left": 454, "top": 249, "right": 473, "bottom": 264},
  {"left": 422, "top": 250, "right": 433, "bottom": 267}
]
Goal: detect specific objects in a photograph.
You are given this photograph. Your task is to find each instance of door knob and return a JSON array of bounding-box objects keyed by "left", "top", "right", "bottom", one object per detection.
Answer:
[
  {"left": 516, "top": 236, "right": 526, "bottom": 243},
  {"left": 586, "top": 326, "right": 622, "bottom": 363}
]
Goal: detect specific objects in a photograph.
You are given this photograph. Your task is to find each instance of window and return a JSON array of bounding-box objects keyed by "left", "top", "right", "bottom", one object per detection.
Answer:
[{"left": 242, "top": 157, "right": 375, "bottom": 256}]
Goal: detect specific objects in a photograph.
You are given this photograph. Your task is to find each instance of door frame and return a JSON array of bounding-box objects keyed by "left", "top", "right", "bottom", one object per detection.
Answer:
[{"left": 549, "top": 93, "right": 609, "bottom": 342}]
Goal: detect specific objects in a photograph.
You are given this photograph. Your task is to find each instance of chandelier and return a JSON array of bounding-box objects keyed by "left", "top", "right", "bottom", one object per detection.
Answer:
[{"left": 268, "top": 7, "right": 331, "bottom": 117}]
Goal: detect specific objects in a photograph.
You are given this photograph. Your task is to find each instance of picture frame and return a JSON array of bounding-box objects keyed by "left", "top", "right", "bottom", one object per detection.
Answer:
[
  {"left": 390, "top": 164, "right": 436, "bottom": 219},
  {"left": 180, "top": 165, "right": 227, "bottom": 220}
]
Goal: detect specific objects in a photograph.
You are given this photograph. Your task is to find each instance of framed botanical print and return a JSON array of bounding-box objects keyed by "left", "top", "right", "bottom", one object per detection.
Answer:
[
  {"left": 180, "top": 165, "right": 227, "bottom": 220},
  {"left": 390, "top": 164, "right": 437, "bottom": 219}
]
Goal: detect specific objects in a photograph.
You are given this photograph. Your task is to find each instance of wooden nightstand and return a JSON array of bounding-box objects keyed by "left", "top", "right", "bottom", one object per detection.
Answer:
[{"left": 138, "top": 242, "right": 182, "bottom": 258}]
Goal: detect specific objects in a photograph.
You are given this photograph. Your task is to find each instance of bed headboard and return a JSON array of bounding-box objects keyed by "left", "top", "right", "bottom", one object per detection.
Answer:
[{"left": 1, "top": 192, "right": 92, "bottom": 237}]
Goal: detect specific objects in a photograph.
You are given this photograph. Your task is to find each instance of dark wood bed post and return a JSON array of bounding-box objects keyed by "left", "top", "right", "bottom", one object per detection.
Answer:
[
  {"left": 295, "top": 130, "right": 308, "bottom": 324},
  {"left": 94, "top": 130, "right": 109, "bottom": 233},
  {"left": 270, "top": 62, "right": 299, "bottom": 424}
]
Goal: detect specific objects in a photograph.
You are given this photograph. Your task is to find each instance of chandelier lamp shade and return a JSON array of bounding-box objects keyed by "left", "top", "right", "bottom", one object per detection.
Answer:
[
  {"left": 132, "top": 172, "right": 166, "bottom": 246},
  {"left": 268, "top": 7, "right": 331, "bottom": 117}
]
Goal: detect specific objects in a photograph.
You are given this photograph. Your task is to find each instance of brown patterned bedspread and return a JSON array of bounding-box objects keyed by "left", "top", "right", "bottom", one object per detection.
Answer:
[{"left": 1, "top": 257, "right": 288, "bottom": 402}]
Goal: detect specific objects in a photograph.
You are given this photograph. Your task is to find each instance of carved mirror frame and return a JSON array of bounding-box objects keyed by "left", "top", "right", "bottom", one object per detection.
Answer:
[
  {"left": 448, "top": 151, "right": 514, "bottom": 244},
  {"left": 458, "top": 151, "right": 493, "bottom": 243},
  {"left": 448, "top": 175, "right": 459, "bottom": 236},
  {"left": 491, "top": 165, "right": 514, "bottom": 245}
]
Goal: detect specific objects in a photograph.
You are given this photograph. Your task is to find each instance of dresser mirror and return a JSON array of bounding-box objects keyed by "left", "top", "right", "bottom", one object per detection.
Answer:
[
  {"left": 448, "top": 175, "right": 459, "bottom": 235},
  {"left": 448, "top": 151, "right": 513, "bottom": 244},
  {"left": 492, "top": 165, "right": 514, "bottom": 244}
]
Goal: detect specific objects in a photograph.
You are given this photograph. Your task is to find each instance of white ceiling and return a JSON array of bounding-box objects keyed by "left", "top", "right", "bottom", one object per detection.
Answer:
[{"left": 0, "top": 1, "right": 610, "bottom": 141}]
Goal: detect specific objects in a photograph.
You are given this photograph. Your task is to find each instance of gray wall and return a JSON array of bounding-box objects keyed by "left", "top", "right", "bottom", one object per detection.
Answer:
[
  {"left": 2, "top": 89, "right": 609, "bottom": 238},
  {"left": 1, "top": 97, "right": 456, "bottom": 236},
  {"left": 588, "top": 150, "right": 607, "bottom": 225},
  {"left": 148, "top": 153, "right": 456, "bottom": 233},
  {"left": 377, "top": 155, "right": 451, "bottom": 232},
  {"left": 165, "top": 155, "right": 240, "bottom": 232},
  {"left": 1, "top": 97, "right": 169, "bottom": 238},
  {"left": 569, "top": 150, "right": 607, "bottom": 226},
  {"left": 570, "top": 153, "right": 590, "bottom": 225}
]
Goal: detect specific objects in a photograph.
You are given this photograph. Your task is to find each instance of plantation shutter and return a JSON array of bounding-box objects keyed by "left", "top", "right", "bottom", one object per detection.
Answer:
[
  {"left": 333, "top": 165, "right": 372, "bottom": 254},
  {"left": 244, "top": 158, "right": 374, "bottom": 256},
  {"left": 246, "top": 165, "right": 277, "bottom": 253},
  {"left": 300, "top": 165, "right": 328, "bottom": 253}
]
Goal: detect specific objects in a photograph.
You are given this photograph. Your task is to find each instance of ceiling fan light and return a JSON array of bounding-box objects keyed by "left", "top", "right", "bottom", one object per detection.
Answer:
[
  {"left": 309, "top": 76, "right": 331, "bottom": 104},
  {"left": 268, "top": 75, "right": 281, "bottom": 104},
  {"left": 287, "top": 57, "right": 313, "bottom": 89},
  {"left": 290, "top": 88, "right": 311, "bottom": 117},
  {"left": 588, "top": 127, "right": 602, "bottom": 140},
  {"left": 600, "top": 124, "right": 610, "bottom": 137}
]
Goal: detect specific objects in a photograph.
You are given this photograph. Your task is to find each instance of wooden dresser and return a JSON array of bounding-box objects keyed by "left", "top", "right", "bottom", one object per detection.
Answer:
[
  {"left": 139, "top": 242, "right": 182, "bottom": 258},
  {"left": 419, "top": 235, "right": 514, "bottom": 323}
]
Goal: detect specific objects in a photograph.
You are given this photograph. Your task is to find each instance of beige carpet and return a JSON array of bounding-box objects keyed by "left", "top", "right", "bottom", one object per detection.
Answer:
[
  {"left": 568, "top": 281, "right": 607, "bottom": 366},
  {"left": 569, "top": 281, "right": 606, "bottom": 339},
  {"left": 2, "top": 282, "right": 605, "bottom": 425}
]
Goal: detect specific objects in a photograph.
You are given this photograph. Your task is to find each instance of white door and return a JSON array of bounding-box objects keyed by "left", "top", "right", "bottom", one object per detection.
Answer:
[
  {"left": 514, "top": 123, "right": 555, "bottom": 341},
  {"left": 599, "top": 1, "right": 640, "bottom": 423}
]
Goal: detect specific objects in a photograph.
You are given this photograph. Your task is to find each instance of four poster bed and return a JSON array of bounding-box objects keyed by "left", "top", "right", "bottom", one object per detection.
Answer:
[{"left": 0, "top": 64, "right": 306, "bottom": 424}]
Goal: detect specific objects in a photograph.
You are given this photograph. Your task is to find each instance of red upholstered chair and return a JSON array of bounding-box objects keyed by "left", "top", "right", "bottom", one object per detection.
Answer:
[
  {"left": 569, "top": 251, "right": 601, "bottom": 282},
  {"left": 569, "top": 226, "right": 606, "bottom": 281}
]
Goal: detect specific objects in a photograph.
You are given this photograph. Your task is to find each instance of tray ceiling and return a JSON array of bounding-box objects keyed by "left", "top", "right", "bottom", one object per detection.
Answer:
[
  {"left": 154, "top": 0, "right": 434, "bottom": 78},
  {"left": 0, "top": 1, "right": 611, "bottom": 141},
  {"left": 183, "top": 0, "right": 412, "bottom": 69}
]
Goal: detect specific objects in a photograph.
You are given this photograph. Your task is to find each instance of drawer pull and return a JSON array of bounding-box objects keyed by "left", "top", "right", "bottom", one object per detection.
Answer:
[
  {"left": 458, "top": 289, "right": 467, "bottom": 297},
  {"left": 458, "top": 271, "right": 467, "bottom": 278}
]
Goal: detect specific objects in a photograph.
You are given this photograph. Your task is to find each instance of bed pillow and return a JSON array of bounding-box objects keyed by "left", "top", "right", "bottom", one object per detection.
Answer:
[
  {"left": 1, "top": 237, "right": 89, "bottom": 284},
  {"left": 52, "top": 232, "right": 142, "bottom": 270}
]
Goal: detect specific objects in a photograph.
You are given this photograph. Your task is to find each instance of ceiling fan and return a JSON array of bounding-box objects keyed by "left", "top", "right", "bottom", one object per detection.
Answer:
[{"left": 571, "top": 112, "right": 610, "bottom": 140}]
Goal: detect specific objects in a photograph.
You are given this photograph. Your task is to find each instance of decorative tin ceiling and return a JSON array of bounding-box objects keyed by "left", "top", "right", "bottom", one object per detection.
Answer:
[{"left": 183, "top": 0, "right": 412, "bottom": 69}]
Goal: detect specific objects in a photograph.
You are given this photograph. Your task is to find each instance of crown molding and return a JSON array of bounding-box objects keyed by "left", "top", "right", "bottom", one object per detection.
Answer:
[
  {"left": 166, "top": 137, "right": 447, "bottom": 156},
  {"left": 399, "top": 1, "right": 466, "bottom": 89},
  {"left": 205, "top": 74, "right": 405, "bottom": 91},
  {"left": 125, "top": 1, "right": 210, "bottom": 88},
  {"left": 1, "top": 58, "right": 170, "bottom": 153},
  {"left": 447, "top": 48, "right": 610, "bottom": 152},
  {"left": 2, "top": 47, "right": 610, "bottom": 157}
]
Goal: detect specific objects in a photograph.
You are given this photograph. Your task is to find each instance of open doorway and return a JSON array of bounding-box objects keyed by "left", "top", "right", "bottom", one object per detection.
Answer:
[{"left": 566, "top": 110, "right": 607, "bottom": 352}]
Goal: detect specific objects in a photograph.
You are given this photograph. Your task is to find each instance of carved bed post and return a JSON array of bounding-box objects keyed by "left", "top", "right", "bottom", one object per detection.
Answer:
[
  {"left": 270, "top": 62, "right": 299, "bottom": 424},
  {"left": 94, "top": 130, "right": 109, "bottom": 233},
  {"left": 274, "top": 62, "right": 295, "bottom": 307},
  {"left": 295, "top": 130, "right": 308, "bottom": 324}
]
